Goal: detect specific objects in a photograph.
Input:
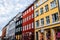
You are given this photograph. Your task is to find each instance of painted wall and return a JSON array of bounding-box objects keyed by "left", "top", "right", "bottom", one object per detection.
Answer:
[
  {"left": 22, "top": 4, "right": 34, "bottom": 33},
  {"left": 6, "top": 21, "right": 15, "bottom": 37}
]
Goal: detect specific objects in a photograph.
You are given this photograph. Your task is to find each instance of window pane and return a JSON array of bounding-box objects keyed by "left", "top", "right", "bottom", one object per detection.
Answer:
[
  {"left": 36, "top": 32, "right": 38, "bottom": 40},
  {"left": 52, "top": 13, "right": 58, "bottom": 22},
  {"left": 36, "top": 20, "right": 39, "bottom": 27},
  {"left": 46, "top": 16, "right": 50, "bottom": 24},
  {"left": 45, "top": 5, "right": 49, "bottom": 12},
  {"left": 35, "top": 2, "right": 39, "bottom": 8},
  {"left": 41, "top": 18, "right": 44, "bottom": 26},
  {"left": 50, "top": 1, "right": 56, "bottom": 9},
  {"left": 40, "top": 8, "right": 43, "bottom": 14},
  {"left": 35, "top": 11, "right": 39, "bottom": 17},
  {"left": 32, "top": 22, "right": 34, "bottom": 28}
]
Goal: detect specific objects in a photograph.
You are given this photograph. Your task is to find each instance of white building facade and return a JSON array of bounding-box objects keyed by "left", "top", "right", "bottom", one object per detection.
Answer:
[{"left": 6, "top": 19, "right": 16, "bottom": 40}]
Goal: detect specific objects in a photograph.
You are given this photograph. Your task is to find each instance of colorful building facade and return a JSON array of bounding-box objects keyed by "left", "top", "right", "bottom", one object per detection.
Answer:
[
  {"left": 34, "top": 0, "right": 60, "bottom": 40},
  {"left": 6, "top": 18, "right": 16, "bottom": 40},
  {"left": 15, "top": 13, "right": 22, "bottom": 40},
  {"left": 22, "top": 4, "right": 34, "bottom": 40}
]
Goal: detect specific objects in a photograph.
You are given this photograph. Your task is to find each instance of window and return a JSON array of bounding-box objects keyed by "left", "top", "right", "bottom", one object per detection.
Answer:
[
  {"left": 24, "top": 18, "right": 25, "bottom": 22},
  {"left": 35, "top": 11, "right": 39, "bottom": 17},
  {"left": 32, "top": 22, "right": 34, "bottom": 28},
  {"left": 27, "top": 17, "right": 28, "bottom": 21},
  {"left": 24, "top": 12, "right": 25, "bottom": 15},
  {"left": 32, "top": 14, "right": 34, "bottom": 18},
  {"left": 39, "top": 0, "right": 48, "bottom": 5},
  {"left": 19, "top": 20, "right": 21, "bottom": 24},
  {"left": 29, "top": 24, "right": 31, "bottom": 29},
  {"left": 24, "top": 25, "right": 26, "bottom": 30},
  {"left": 21, "top": 27, "right": 22, "bottom": 31},
  {"left": 21, "top": 20, "right": 22, "bottom": 24},
  {"left": 16, "top": 29, "right": 17, "bottom": 32},
  {"left": 36, "top": 32, "right": 38, "bottom": 40},
  {"left": 20, "top": 20, "right": 21, "bottom": 24},
  {"left": 28, "top": 24, "right": 29, "bottom": 29},
  {"left": 19, "top": 27, "right": 20, "bottom": 32},
  {"left": 32, "top": 6, "right": 34, "bottom": 10},
  {"left": 23, "top": 27, "right": 24, "bottom": 31},
  {"left": 24, "top": 26, "right": 25, "bottom": 31},
  {"left": 45, "top": 4, "right": 49, "bottom": 12},
  {"left": 20, "top": 21, "right": 21, "bottom": 24},
  {"left": 25, "top": 18, "right": 26, "bottom": 22},
  {"left": 27, "top": 10, "right": 28, "bottom": 13},
  {"left": 25, "top": 26, "right": 27, "bottom": 30},
  {"left": 50, "top": 1, "right": 56, "bottom": 9},
  {"left": 18, "top": 21, "right": 20, "bottom": 24},
  {"left": 40, "top": 8, "right": 43, "bottom": 14},
  {"left": 19, "top": 27, "right": 20, "bottom": 31},
  {"left": 46, "top": 16, "right": 50, "bottom": 24},
  {"left": 30, "top": 24, "right": 31, "bottom": 29},
  {"left": 41, "top": 18, "right": 44, "bottom": 26},
  {"left": 36, "top": 20, "right": 39, "bottom": 27},
  {"left": 16, "top": 28, "right": 18, "bottom": 32},
  {"left": 29, "top": 8, "right": 31, "bottom": 12},
  {"left": 52, "top": 13, "right": 58, "bottom": 22},
  {"left": 23, "top": 19, "right": 25, "bottom": 23},
  {"left": 39, "top": 0, "right": 43, "bottom": 5},
  {"left": 27, "top": 25, "right": 28, "bottom": 30},
  {"left": 29, "top": 15, "right": 31, "bottom": 20},
  {"left": 25, "top": 11, "right": 26, "bottom": 15},
  {"left": 17, "top": 22, "right": 19, "bottom": 25},
  {"left": 35, "top": 2, "right": 39, "bottom": 8},
  {"left": 26, "top": 25, "right": 28, "bottom": 30}
]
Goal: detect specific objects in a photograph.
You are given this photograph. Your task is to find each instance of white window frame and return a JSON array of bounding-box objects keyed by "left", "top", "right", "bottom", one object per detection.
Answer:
[
  {"left": 27, "top": 10, "right": 28, "bottom": 13},
  {"left": 29, "top": 8, "right": 31, "bottom": 12},
  {"left": 25, "top": 25, "right": 26, "bottom": 30},
  {"left": 32, "top": 14, "right": 34, "bottom": 18},
  {"left": 32, "top": 22, "right": 34, "bottom": 28},
  {"left": 50, "top": 1, "right": 56, "bottom": 9},
  {"left": 27, "top": 17, "right": 28, "bottom": 21},
  {"left": 32, "top": 6, "right": 34, "bottom": 10}
]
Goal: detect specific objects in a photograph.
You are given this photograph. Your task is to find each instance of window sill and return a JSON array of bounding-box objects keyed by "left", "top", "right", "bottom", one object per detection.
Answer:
[
  {"left": 45, "top": 21, "right": 60, "bottom": 26},
  {"left": 46, "top": 23, "right": 50, "bottom": 26},
  {"left": 36, "top": 26, "right": 40, "bottom": 28},
  {"left": 40, "top": 25, "right": 44, "bottom": 27},
  {"left": 52, "top": 21, "right": 60, "bottom": 24},
  {"left": 50, "top": 5, "right": 57, "bottom": 10}
]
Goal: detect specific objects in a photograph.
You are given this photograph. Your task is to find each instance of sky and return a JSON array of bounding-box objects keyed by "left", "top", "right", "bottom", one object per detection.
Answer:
[{"left": 0, "top": 0, "right": 35, "bottom": 36}]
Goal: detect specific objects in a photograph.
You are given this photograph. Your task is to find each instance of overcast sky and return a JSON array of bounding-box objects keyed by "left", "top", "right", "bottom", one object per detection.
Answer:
[{"left": 0, "top": 0, "right": 35, "bottom": 36}]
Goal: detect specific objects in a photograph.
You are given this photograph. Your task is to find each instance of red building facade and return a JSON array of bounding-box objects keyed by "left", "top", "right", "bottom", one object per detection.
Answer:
[
  {"left": 22, "top": 4, "right": 34, "bottom": 40},
  {"left": 2, "top": 26, "right": 6, "bottom": 40}
]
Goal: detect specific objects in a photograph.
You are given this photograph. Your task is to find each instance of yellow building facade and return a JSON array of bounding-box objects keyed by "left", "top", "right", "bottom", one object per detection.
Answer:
[{"left": 34, "top": 0, "right": 60, "bottom": 40}]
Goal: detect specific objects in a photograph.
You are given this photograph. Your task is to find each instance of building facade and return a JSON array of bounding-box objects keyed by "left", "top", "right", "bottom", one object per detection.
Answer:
[
  {"left": 6, "top": 18, "right": 16, "bottom": 40},
  {"left": 34, "top": 0, "right": 60, "bottom": 40},
  {"left": 2, "top": 26, "right": 6, "bottom": 40},
  {"left": 15, "top": 13, "right": 22, "bottom": 40},
  {"left": 22, "top": 4, "right": 34, "bottom": 40}
]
